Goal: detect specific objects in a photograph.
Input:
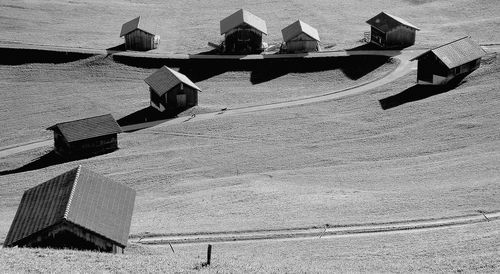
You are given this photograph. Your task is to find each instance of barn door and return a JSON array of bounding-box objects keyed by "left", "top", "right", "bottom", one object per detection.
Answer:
[{"left": 176, "top": 94, "right": 187, "bottom": 108}]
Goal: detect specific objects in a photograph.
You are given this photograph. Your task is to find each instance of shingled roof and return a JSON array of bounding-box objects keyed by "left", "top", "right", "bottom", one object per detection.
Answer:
[
  {"left": 281, "top": 20, "right": 320, "bottom": 42},
  {"left": 366, "top": 12, "right": 420, "bottom": 32},
  {"left": 411, "top": 37, "right": 486, "bottom": 69},
  {"left": 144, "top": 66, "right": 201, "bottom": 97},
  {"left": 47, "top": 114, "right": 122, "bottom": 143},
  {"left": 120, "top": 16, "right": 157, "bottom": 37},
  {"left": 4, "top": 165, "right": 136, "bottom": 248},
  {"left": 220, "top": 9, "right": 268, "bottom": 35}
]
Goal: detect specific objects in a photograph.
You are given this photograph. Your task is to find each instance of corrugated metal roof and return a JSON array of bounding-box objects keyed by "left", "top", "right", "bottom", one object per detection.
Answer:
[
  {"left": 3, "top": 167, "right": 77, "bottom": 247},
  {"left": 120, "top": 16, "right": 157, "bottom": 37},
  {"left": 47, "top": 114, "right": 122, "bottom": 143},
  {"left": 281, "top": 20, "right": 320, "bottom": 42},
  {"left": 411, "top": 36, "right": 486, "bottom": 69},
  {"left": 366, "top": 12, "right": 420, "bottom": 32},
  {"left": 144, "top": 66, "right": 201, "bottom": 96},
  {"left": 3, "top": 166, "right": 136, "bottom": 248},
  {"left": 220, "top": 9, "right": 268, "bottom": 35},
  {"left": 65, "top": 166, "right": 136, "bottom": 246}
]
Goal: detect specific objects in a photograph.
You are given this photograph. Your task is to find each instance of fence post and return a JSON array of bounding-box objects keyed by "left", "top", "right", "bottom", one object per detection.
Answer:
[{"left": 207, "top": 244, "right": 212, "bottom": 266}]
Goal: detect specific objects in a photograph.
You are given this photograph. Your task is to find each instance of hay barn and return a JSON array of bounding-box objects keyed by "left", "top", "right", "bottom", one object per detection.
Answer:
[
  {"left": 47, "top": 114, "right": 122, "bottom": 159},
  {"left": 120, "top": 16, "right": 160, "bottom": 51},
  {"left": 3, "top": 165, "right": 136, "bottom": 253},
  {"left": 366, "top": 12, "right": 419, "bottom": 49},
  {"left": 410, "top": 36, "right": 486, "bottom": 85},
  {"left": 281, "top": 20, "right": 320, "bottom": 53},
  {"left": 144, "top": 66, "right": 201, "bottom": 112},
  {"left": 220, "top": 9, "right": 268, "bottom": 54}
]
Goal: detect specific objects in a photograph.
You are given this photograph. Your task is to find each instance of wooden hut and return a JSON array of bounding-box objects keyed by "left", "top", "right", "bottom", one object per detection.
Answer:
[
  {"left": 281, "top": 20, "right": 320, "bottom": 53},
  {"left": 410, "top": 37, "right": 486, "bottom": 85},
  {"left": 3, "top": 165, "right": 136, "bottom": 253},
  {"left": 220, "top": 9, "right": 268, "bottom": 54},
  {"left": 144, "top": 66, "right": 201, "bottom": 112},
  {"left": 47, "top": 114, "right": 122, "bottom": 159},
  {"left": 120, "top": 16, "right": 160, "bottom": 51},
  {"left": 366, "top": 12, "right": 419, "bottom": 49}
]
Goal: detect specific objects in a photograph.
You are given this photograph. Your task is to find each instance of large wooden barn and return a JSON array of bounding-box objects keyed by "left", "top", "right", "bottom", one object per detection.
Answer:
[
  {"left": 47, "top": 114, "right": 122, "bottom": 159},
  {"left": 281, "top": 20, "right": 320, "bottom": 53},
  {"left": 120, "top": 16, "right": 160, "bottom": 51},
  {"left": 220, "top": 9, "right": 268, "bottom": 54},
  {"left": 144, "top": 66, "right": 201, "bottom": 112},
  {"left": 366, "top": 12, "right": 419, "bottom": 49},
  {"left": 3, "top": 165, "right": 136, "bottom": 253},
  {"left": 410, "top": 37, "right": 486, "bottom": 85}
]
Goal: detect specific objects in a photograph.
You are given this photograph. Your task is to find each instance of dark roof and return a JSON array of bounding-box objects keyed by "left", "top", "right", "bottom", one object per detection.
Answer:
[
  {"left": 144, "top": 66, "right": 201, "bottom": 97},
  {"left": 220, "top": 9, "right": 268, "bottom": 35},
  {"left": 281, "top": 20, "right": 320, "bottom": 42},
  {"left": 47, "top": 114, "right": 122, "bottom": 143},
  {"left": 120, "top": 16, "right": 157, "bottom": 37},
  {"left": 411, "top": 36, "right": 486, "bottom": 69},
  {"left": 4, "top": 166, "right": 136, "bottom": 248},
  {"left": 366, "top": 12, "right": 420, "bottom": 32}
]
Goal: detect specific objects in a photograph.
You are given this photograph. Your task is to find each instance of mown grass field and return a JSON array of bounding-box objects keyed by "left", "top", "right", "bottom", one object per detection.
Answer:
[{"left": 0, "top": 0, "right": 499, "bottom": 272}]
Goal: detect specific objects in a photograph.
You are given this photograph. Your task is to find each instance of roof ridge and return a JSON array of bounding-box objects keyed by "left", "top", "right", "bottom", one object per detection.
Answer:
[
  {"left": 64, "top": 165, "right": 82, "bottom": 219},
  {"left": 430, "top": 36, "right": 471, "bottom": 51},
  {"left": 47, "top": 113, "right": 113, "bottom": 129}
]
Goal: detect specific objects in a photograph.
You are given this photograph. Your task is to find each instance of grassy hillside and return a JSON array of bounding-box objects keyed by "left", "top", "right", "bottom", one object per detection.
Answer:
[
  {"left": 1, "top": 221, "right": 498, "bottom": 272},
  {"left": 0, "top": 0, "right": 499, "bottom": 53}
]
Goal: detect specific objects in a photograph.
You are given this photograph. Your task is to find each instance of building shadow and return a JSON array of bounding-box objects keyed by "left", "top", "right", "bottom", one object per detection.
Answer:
[
  {"left": 379, "top": 78, "right": 467, "bottom": 110},
  {"left": 117, "top": 106, "right": 186, "bottom": 132},
  {"left": 178, "top": 65, "right": 228, "bottom": 82},
  {"left": 0, "top": 151, "right": 63, "bottom": 176},
  {"left": 106, "top": 43, "right": 127, "bottom": 55}
]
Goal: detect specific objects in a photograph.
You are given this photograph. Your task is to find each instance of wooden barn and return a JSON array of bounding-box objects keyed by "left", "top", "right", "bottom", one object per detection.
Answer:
[
  {"left": 281, "top": 20, "right": 320, "bottom": 53},
  {"left": 366, "top": 12, "right": 419, "bottom": 49},
  {"left": 220, "top": 9, "right": 268, "bottom": 54},
  {"left": 410, "top": 37, "right": 486, "bottom": 85},
  {"left": 144, "top": 66, "right": 201, "bottom": 112},
  {"left": 120, "top": 16, "right": 160, "bottom": 51},
  {"left": 3, "top": 165, "right": 136, "bottom": 253},
  {"left": 47, "top": 114, "right": 122, "bottom": 159}
]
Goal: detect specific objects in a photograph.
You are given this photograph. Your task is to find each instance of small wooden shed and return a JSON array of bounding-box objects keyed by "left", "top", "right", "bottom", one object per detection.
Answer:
[
  {"left": 47, "top": 114, "right": 122, "bottom": 159},
  {"left": 120, "top": 16, "right": 160, "bottom": 51},
  {"left": 281, "top": 20, "right": 320, "bottom": 53},
  {"left": 3, "top": 165, "right": 136, "bottom": 253},
  {"left": 366, "top": 12, "right": 419, "bottom": 49},
  {"left": 144, "top": 66, "right": 201, "bottom": 112},
  {"left": 410, "top": 37, "right": 486, "bottom": 85},
  {"left": 220, "top": 9, "right": 268, "bottom": 54}
]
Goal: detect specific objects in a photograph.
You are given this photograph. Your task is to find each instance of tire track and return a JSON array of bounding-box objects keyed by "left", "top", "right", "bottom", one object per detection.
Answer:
[{"left": 131, "top": 211, "right": 500, "bottom": 245}]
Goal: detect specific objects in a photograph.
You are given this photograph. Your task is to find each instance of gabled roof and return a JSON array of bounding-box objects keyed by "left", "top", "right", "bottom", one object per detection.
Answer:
[
  {"left": 220, "top": 9, "right": 268, "bottom": 35},
  {"left": 4, "top": 166, "right": 136, "bottom": 248},
  {"left": 366, "top": 12, "right": 420, "bottom": 32},
  {"left": 411, "top": 36, "right": 486, "bottom": 69},
  {"left": 281, "top": 20, "right": 320, "bottom": 42},
  {"left": 144, "top": 66, "right": 201, "bottom": 96},
  {"left": 120, "top": 16, "right": 157, "bottom": 37},
  {"left": 47, "top": 114, "right": 122, "bottom": 143}
]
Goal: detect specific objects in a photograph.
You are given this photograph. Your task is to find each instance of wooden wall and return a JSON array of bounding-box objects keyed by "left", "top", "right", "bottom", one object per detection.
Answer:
[
  {"left": 417, "top": 54, "right": 482, "bottom": 85},
  {"left": 124, "top": 30, "right": 159, "bottom": 51},
  {"left": 151, "top": 84, "right": 198, "bottom": 112},
  {"left": 284, "top": 33, "right": 320, "bottom": 53},
  {"left": 55, "top": 134, "right": 118, "bottom": 158},
  {"left": 370, "top": 26, "right": 416, "bottom": 49},
  {"left": 224, "top": 27, "right": 263, "bottom": 54}
]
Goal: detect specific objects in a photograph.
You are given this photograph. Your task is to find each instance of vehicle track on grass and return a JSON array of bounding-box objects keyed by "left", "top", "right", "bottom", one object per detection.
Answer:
[{"left": 131, "top": 211, "right": 500, "bottom": 245}]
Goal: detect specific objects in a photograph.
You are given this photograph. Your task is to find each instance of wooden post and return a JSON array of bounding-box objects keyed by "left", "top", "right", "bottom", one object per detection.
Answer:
[{"left": 207, "top": 244, "right": 212, "bottom": 266}]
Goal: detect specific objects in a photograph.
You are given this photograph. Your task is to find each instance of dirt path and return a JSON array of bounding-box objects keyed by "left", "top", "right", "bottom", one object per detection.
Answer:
[{"left": 131, "top": 211, "right": 500, "bottom": 245}]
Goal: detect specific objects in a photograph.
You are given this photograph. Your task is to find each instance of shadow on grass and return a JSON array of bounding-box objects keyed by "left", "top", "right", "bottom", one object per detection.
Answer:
[
  {"left": 117, "top": 106, "right": 187, "bottom": 132},
  {"left": 379, "top": 77, "right": 467, "bottom": 110},
  {"left": 0, "top": 149, "right": 116, "bottom": 176},
  {"left": 250, "top": 55, "right": 391, "bottom": 84},
  {"left": 106, "top": 43, "right": 127, "bottom": 55}
]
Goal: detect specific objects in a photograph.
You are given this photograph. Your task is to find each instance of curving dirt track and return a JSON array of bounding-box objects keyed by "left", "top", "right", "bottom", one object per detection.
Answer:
[{"left": 132, "top": 211, "right": 500, "bottom": 245}]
